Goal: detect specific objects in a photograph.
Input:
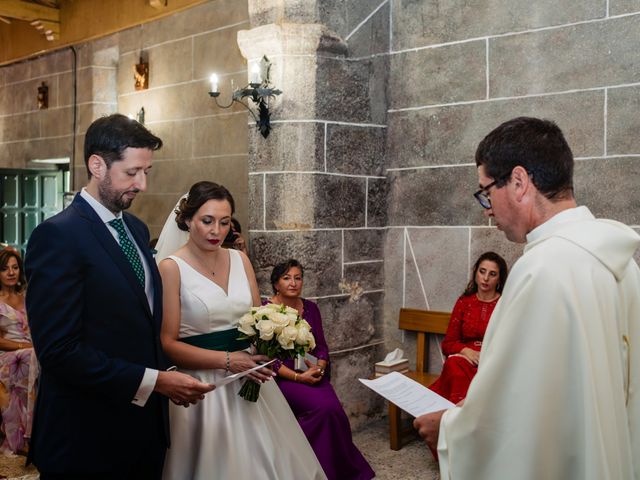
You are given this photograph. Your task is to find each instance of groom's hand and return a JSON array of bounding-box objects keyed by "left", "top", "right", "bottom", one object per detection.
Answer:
[{"left": 155, "top": 370, "right": 215, "bottom": 407}]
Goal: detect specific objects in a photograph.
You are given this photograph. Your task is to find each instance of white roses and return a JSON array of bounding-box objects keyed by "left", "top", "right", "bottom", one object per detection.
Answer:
[
  {"left": 237, "top": 302, "right": 316, "bottom": 352},
  {"left": 237, "top": 302, "right": 316, "bottom": 402}
]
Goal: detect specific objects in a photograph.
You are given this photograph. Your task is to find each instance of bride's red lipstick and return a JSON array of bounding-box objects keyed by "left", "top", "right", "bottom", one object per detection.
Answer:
[{"left": 208, "top": 239, "right": 220, "bottom": 245}]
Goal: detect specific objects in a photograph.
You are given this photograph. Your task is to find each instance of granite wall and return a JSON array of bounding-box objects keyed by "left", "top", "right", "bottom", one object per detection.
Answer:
[
  {"left": 242, "top": 1, "right": 391, "bottom": 426},
  {"left": 243, "top": 0, "right": 640, "bottom": 426},
  {"left": 384, "top": 0, "right": 640, "bottom": 371}
]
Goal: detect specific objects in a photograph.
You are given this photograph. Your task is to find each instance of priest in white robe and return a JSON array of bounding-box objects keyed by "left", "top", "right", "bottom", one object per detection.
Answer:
[{"left": 415, "top": 117, "right": 639, "bottom": 480}]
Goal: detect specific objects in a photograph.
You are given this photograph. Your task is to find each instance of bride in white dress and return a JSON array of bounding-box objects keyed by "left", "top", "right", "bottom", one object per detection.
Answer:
[{"left": 156, "top": 181, "right": 326, "bottom": 480}]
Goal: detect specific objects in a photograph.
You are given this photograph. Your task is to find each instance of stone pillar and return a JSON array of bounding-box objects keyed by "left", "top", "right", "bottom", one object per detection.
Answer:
[
  {"left": 72, "top": 36, "right": 119, "bottom": 190},
  {"left": 239, "top": 3, "right": 388, "bottom": 427}
]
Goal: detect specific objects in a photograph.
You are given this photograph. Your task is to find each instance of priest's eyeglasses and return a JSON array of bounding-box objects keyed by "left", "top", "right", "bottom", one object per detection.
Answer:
[{"left": 473, "top": 172, "right": 511, "bottom": 209}]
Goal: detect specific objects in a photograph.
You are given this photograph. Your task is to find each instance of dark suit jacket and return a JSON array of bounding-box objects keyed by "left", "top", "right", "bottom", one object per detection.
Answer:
[{"left": 25, "top": 194, "right": 169, "bottom": 474}]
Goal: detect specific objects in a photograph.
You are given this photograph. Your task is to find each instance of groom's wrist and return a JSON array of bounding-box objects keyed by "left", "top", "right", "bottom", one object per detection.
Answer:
[{"left": 132, "top": 367, "right": 158, "bottom": 407}]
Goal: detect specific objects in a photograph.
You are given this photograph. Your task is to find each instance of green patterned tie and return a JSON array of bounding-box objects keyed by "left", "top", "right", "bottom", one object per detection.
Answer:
[{"left": 108, "top": 218, "right": 145, "bottom": 287}]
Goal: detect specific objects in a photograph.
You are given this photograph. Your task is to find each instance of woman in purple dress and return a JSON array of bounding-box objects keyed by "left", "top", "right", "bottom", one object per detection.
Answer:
[{"left": 267, "top": 259, "right": 375, "bottom": 480}]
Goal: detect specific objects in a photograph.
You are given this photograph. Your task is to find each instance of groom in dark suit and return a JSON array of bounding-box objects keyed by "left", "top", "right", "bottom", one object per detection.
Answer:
[{"left": 25, "top": 114, "right": 214, "bottom": 480}]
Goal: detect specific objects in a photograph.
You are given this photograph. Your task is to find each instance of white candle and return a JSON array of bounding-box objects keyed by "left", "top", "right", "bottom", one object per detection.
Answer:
[
  {"left": 249, "top": 63, "right": 261, "bottom": 85},
  {"left": 209, "top": 73, "right": 219, "bottom": 93}
]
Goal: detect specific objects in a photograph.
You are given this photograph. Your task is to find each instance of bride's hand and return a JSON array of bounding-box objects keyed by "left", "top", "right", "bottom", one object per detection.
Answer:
[{"left": 229, "top": 352, "right": 274, "bottom": 382}]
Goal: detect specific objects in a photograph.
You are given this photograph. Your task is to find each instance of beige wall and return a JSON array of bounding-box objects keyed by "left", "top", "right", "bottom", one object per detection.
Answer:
[
  {"left": 113, "top": 0, "right": 250, "bottom": 236},
  {"left": 0, "top": 0, "right": 251, "bottom": 238},
  {"left": 0, "top": 47, "right": 75, "bottom": 171}
]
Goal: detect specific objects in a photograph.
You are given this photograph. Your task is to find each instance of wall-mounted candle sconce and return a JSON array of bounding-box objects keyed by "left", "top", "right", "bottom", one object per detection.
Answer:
[
  {"left": 208, "top": 55, "right": 282, "bottom": 138},
  {"left": 136, "top": 107, "right": 145, "bottom": 124},
  {"left": 37, "top": 81, "right": 48, "bottom": 109},
  {"left": 127, "top": 107, "right": 146, "bottom": 125},
  {"left": 133, "top": 56, "right": 149, "bottom": 90}
]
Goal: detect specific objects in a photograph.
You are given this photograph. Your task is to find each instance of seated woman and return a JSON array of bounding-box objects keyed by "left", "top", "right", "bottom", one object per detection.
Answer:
[
  {"left": 267, "top": 259, "right": 375, "bottom": 480},
  {"left": 429, "top": 251, "right": 508, "bottom": 404},
  {"left": 222, "top": 217, "right": 248, "bottom": 255},
  {"left": 0, "top": 247, "right": 38, "bottom": 454}
]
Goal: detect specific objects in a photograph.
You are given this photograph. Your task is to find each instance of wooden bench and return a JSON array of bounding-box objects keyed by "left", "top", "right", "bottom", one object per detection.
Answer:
[{"left": 388, "top": 308, "right": 450, "bottom": 450}]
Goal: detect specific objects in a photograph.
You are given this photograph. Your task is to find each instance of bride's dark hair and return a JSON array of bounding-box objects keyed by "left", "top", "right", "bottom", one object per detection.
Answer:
[{"left": 175, "top": 181, "right": 235, "bottom": 231}]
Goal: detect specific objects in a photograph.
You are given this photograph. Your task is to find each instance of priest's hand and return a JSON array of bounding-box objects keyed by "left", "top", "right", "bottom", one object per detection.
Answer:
[
  {"left": 460, "top": 347, "right": 480, "bottom": 365},
  {"left": 414, "top": 409, "right": 446, "bottom": 452}
]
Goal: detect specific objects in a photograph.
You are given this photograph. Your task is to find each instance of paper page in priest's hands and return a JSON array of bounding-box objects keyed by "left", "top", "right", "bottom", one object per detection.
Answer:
[
  {"left": 214, "top": 359, "right": 276, "bottom": 388},
  {"left": 359, "top": 371, "right": 455, "bottom": 417}
]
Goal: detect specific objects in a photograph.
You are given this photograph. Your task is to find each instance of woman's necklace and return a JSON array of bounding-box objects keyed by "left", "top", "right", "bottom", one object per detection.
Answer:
[{"left": 190, "top": 248, "right": 222, "bottom": 277}]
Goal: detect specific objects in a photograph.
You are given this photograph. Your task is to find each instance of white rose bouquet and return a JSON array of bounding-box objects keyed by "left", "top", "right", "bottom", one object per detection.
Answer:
[{"left": 237, "top": 302, "right": 316, "bottom": 402}]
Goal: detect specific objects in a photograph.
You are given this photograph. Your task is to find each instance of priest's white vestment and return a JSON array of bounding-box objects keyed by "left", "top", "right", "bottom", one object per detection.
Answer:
[{"left": 438, "top": 207, "right": 640, "bottom": 480}]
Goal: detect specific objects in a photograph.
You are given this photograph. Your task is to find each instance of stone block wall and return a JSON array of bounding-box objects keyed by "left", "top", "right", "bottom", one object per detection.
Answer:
[
  {"left": 0, "top": 48, "right": 78, "bottom": 169},
  {"left": 0, "top": 0, "right": 250, "bottom": 238},
  {"left": 0, "top": 36, "right": 120, "bottom": 193},
  {"left": 243, "top": 1, "right": 393, "bottom": 427},
  {"left": 4, "top": 0, "right": 640, "bottom": 429},
  {"left": 243, "top": 0, "right": 640, "bottom": 426},
  {"left": 112, "top": 0, "right": 250, "bottom": 236},
  {"left": 385, "top": 1, "right": 640, "bottom": 371}
]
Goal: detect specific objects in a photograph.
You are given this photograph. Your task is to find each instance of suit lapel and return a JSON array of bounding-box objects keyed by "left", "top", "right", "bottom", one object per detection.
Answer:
[{"left": 72, "top": 196, "right": 153, "bottom": 319}]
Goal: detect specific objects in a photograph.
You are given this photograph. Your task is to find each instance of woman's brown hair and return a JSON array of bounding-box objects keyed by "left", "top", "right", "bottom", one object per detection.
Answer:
[{"left": 0, "top": 248, "right": 26, "bottom": 294}]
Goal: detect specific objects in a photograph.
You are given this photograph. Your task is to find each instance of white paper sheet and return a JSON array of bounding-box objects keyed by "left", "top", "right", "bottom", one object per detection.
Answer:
[
  {"left": 214, "top": 359, "right": 276, "bottom": 388},
  {"left": 359, "top": 371, "right": 455, "bottom": 417},
  {"left": 295, "top": 352, "right": 318, "bottom": 371}
]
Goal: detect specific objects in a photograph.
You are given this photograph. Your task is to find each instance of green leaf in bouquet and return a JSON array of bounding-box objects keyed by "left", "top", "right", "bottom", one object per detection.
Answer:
[{"left": 238, "top": 379, "right": 261, "bottom": 402}]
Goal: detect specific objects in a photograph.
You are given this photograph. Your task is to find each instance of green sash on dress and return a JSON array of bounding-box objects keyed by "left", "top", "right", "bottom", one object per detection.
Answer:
[{"left": 179, "top": 328, "right": 250, "bottom": 352}]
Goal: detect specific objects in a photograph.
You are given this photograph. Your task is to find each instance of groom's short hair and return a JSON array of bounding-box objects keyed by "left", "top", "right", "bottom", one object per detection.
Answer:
[{"left": 84, "top": 113, "right": 162, "bottom": 178}]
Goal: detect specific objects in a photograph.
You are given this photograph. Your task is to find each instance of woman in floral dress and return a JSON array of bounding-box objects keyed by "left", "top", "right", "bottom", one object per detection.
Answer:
[{"left": 0, "top": 248, "right": 38, "bottom": 454}]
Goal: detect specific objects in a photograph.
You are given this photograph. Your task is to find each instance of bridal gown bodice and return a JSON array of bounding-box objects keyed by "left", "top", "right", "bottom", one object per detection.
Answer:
[
  {"left": 161, "top": 250, "right": 326, "bottom": 480},
  {"left": 174, "top": 249, "right": 253, "bottom": 338}
]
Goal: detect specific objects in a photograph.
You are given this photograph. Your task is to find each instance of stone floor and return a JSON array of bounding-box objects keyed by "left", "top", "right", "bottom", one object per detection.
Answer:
[
  {"left": 352, "top": 417, "right": 440, "bottom": 480},
  {"left": 0, "top": 417, "right": 439, "bottom": 479},
  {"left": 0, "top": 452, "right": 38, "bottom": 480}
]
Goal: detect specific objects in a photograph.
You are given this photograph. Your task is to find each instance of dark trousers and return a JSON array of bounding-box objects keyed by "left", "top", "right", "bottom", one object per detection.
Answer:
[
  {"left": 39, "top": 401, "right": 166, "bottom": 480},
  {"left": 39, "top": 447, "right": 165, "bottom": 480}
]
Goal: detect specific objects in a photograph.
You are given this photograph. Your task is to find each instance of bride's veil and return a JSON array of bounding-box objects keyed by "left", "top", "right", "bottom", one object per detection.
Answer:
[{"left": 154, "top": 193, "right": 189, "bottom": 264}]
